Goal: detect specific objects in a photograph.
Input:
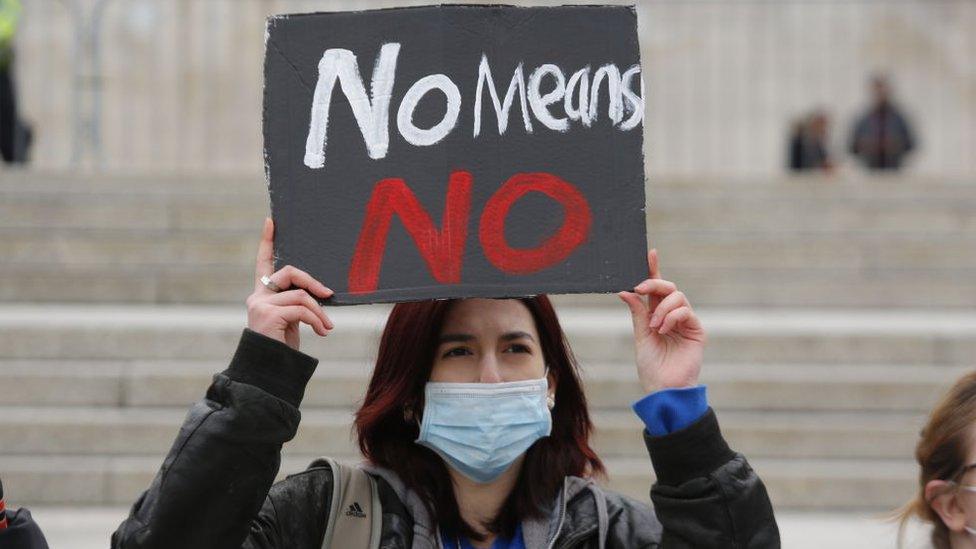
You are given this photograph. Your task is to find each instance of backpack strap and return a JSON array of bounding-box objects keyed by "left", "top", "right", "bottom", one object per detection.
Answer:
[{"left": 319, "top": 457, "right": 382, "bottom": 549}]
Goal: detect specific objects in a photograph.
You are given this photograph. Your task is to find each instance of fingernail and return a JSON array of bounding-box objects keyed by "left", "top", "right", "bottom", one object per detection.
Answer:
[{"left": 650, "top": 314, "right": 660, "bottom": 327}]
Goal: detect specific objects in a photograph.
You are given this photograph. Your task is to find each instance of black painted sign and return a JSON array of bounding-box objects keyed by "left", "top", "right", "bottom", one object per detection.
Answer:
[{"left": 263, "top": 4, "right": 648, "bottom": 304}]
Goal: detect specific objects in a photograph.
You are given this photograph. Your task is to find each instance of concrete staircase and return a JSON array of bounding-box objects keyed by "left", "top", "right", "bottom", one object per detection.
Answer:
[
  {"left": 1, "top": 171, "right": 974, "bottom": 511},
  {"left": 3, "top": 172, "right": 976, "bottom": 308}
]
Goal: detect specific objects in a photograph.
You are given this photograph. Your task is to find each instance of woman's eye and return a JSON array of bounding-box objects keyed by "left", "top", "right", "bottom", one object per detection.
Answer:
[
  {"left": 504, "top": 343, "right": 531, "bottom": 354},
  {"left": 443, "top": 347, "right": 472, "bottom": 358}
]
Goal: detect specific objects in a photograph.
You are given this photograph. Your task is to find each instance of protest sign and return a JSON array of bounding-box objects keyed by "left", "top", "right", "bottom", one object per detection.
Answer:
[{"left": 263, "top": 4, "right": 648, "bottom": 304}]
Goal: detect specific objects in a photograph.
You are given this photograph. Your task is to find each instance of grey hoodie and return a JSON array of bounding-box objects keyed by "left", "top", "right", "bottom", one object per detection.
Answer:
[{"left": 361, "top": 463, "right": 637, "bottom": 549}]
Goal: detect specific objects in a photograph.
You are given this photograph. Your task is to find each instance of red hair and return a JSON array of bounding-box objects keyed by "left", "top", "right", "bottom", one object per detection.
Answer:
[{"left": 354, "top": 296, "right": 605, "bottom": 540}]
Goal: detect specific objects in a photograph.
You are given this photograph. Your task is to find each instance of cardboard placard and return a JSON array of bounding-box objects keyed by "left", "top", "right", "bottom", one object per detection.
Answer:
[{"left": 263, "top": 4, "right": 647, "bottom": 304}]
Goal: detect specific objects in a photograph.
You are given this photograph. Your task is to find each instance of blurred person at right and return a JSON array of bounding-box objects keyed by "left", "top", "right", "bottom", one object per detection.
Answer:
[
  {"left": 898, "top": 370, "right": 976, "bottom": 548},
  {"left": 849, "top": 74, "right": 916, "bottom": 171}
]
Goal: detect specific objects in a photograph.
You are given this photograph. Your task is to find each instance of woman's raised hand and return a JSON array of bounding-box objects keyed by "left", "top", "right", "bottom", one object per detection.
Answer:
[
  {"left": 247, "top": 218, "right": 334, "bottom": 350},
  {"left": 618, "top": 249, "right": 706, "bottom": 395}
]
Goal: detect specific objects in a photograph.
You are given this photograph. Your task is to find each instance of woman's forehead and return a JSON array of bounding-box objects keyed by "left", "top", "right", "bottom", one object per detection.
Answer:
[{"left": 440, "top": 298, "right": 537, "bottom": 335}]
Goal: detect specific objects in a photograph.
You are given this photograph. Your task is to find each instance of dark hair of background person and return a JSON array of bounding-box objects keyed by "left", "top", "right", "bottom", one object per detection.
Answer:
[
  {"left": 896, "top": 371, "right": 976, "bottom": 548},
  {"left": 354, "top": 296, "right": 605, "bottom": 542}
]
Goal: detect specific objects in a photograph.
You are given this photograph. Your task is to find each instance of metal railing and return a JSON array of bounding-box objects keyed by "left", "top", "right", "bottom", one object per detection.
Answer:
[{"left": 12, "top": 0, "right": 976, "bottom": 177}]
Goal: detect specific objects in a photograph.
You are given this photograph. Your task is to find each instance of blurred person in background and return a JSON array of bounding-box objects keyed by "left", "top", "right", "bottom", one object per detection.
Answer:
[
  {"left": 849, "top": 74, "right": 915, "bottom": 171},
  {"left": 897, "top": 370, "right": 976, "bottom": 548},
  {"left": 788, "top": 109, "right": 834, "bottom": 173},
  {"left": 0, "top": 477, "right": 51, "bottom": 548},
  {"left": 0, "top": 0, "right": 30, "bottom": 165}
]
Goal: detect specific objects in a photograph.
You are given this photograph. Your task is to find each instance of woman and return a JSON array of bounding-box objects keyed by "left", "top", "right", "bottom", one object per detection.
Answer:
[
  {"left": 898, "top": 371, "right": 976, "bottom": 548},
  {"left": 112, "top": 218, "right": 779, "bottom": 548}
]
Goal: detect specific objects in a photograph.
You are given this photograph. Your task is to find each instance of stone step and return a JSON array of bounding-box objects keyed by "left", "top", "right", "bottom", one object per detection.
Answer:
[
  {"left": 3, "top": 170, "right": 973, "bottom": 196},
  {"left": 6, "top": 188, "right": 976, "bottom": 235},
  {"left": 0, "top": 453, "right": 916, "bottom": 510},
  {"left": 651, "top": 186, "right": 976, "bottom": 231},
  {"left": 652, "top": 203, "right": 976, "bottom": 234},
  {"left": 5, "top": 173, "right": 973, "bottom": 249},
  {"left": 607, "top": 457, "right": 917, "bottom": 510},
  {"left": 3, "top": 226, "right": 974, "bottom": 268},
  {"left": 650, "top": 231, "right": 976, "bottom": 270},
  {"left": 1, "top": 359, "right": 962, "bottom": 413},
  {"left": 5, "top": 263, "right": 976, "bottom": 308},
  {"left": 1, "top": 305, "right": 974, "bottom": 366},
  {"left": 0, "top": 406, "right": 927, "bottom": 460},
  {"left": 0, "top": 263, "right": 255, "bottom": 304},
  {"left": 0, "top": 192, "right": 267, "bottom": 232},
  {"left": 0, "top": 172, "right": 265, "bottom": 192},
  {"left": 565, "top": 271, "right": 976, "bottom": 309},
  {"left": 0, "top": 228, "right": 257, "bottom": 266}
]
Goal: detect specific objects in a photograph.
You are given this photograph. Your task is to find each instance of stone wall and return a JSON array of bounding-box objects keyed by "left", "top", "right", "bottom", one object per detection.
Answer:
[{"left": 13, "top": 0, "right": 976, "bottom": 177}]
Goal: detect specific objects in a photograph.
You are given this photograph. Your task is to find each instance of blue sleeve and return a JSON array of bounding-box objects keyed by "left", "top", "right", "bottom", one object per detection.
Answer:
[
  {"left": 632, "top": 385, "right": 709, "bottom": 436},
  {"left": 444, "top": 523, "right": 525, "bottom": 549}
]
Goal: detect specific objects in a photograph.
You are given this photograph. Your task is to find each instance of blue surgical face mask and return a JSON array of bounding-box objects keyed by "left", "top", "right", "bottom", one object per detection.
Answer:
[{"left": 415, "top": 377, "right": 552, "bottom": 484}]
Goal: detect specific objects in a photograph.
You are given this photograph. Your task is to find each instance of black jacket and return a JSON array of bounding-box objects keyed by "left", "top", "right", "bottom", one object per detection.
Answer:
[
  {"left": 0, "top": 508, "right": 50, "bottom": 549},
  {"left": 112, "top": 329, "right": 780, "bottom": 548}
]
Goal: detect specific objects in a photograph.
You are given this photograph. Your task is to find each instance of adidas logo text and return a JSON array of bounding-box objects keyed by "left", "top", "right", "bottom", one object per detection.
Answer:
[{"left": 345, "top": 502, "right": 367, "bottom": 518}]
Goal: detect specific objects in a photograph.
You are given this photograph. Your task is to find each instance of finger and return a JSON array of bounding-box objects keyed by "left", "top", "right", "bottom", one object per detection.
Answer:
[
  {"left": 278, "top": 305, "right": 328, "bottom": 336},
  {"left": 268, "top": 265, "right": 334, "bottom": 298},
  {"left": 647, "top": 248, "right": 661, "bottom": 280},
  {"left": 254, "top": 217, "right": 275, "bottom": 290},
  {"left": 633, "top": 278, "right": 677, "bottom": 298},
  {"left": 618, "top": 291, "right": 650, "bottom": 339},
  {"left": 636, "top": 276, "right": 676, "bottom": 315},
  {"left": 649, "top": 291, "right": 688, "bottom": 329},
  {"left": 265, "top": 289, "right": 334, "bottom": 330},
  {"left": 658, "top": 306, "right": 702, "bottom": 336}
]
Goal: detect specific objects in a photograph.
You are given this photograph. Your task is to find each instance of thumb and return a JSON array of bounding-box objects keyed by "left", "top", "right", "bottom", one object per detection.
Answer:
[{"left": 618, "top": 291, "right": 650, "bottom": 342}]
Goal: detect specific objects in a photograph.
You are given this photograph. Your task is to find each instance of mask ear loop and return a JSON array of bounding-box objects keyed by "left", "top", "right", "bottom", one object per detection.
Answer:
[
  {"left": 404, "top": 396, "right": 424, "bottom": 426},
  {"left": 544, "top": 365, "right": 556, "bottom": 410},
  {"left": 946, "top": 480, "right": 976, "bottom": 536}
]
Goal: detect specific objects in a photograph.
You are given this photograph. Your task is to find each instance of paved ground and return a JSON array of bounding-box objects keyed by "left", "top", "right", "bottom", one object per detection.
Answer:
[{"left": 22, "top": 507, "right": 932, "bottom": 548}]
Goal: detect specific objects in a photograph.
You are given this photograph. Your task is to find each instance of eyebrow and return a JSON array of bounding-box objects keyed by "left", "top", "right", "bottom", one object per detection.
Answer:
[
  {"left": 438, "top": 333, "right": 475, "bottom": 344},
  {"left": 437, "top": 331, "right": 536, "bottom": 344},
  {"left": 501, "top": 331, "right": 536, "bottom": 342}
]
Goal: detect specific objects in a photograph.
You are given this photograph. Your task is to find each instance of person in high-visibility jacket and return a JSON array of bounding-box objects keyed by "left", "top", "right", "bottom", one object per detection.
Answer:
[
  {"left": 0, "top": 0, "right": 28, "bottom": 164},
  {"left": 0, "top": 0, "right": 20, "bottom": 47}
]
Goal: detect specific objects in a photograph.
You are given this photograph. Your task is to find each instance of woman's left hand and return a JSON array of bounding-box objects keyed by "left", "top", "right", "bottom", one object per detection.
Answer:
[{"left": 618, "top": 249, "right": 706, "bottom": 395}]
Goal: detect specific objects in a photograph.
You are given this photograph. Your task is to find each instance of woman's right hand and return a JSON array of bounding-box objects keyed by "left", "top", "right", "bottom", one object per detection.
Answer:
[{"left": 247, "top": 218, "right": 334, "bottom": 350}]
